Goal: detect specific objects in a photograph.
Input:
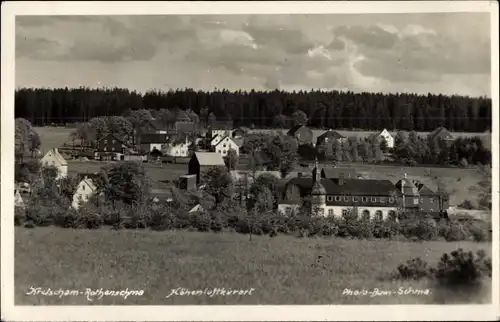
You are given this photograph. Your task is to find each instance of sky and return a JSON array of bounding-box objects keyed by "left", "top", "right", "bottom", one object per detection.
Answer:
[{"left": 15, "top": 13, "right": 491, "bottom": 97}]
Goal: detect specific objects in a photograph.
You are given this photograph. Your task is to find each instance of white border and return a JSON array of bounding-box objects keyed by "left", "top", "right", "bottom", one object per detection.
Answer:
[{"left": 1, "top": 1, "right": 499, "bottom": 321}]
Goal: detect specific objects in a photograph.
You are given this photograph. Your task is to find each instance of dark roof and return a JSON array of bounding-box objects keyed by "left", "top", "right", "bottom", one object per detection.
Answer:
[
  {"left": 175, "top": 121, "right": 196, "bottom": 133},
  {"left": 429, "top": 127, "right": 454, "bottom": 141},
  {"left": 140, "top": 133, "right": 168, "bottom": 144},
  {"left": 418, "top": 185, "right": 437, "bottom": 196},
  {"left": 96, "top": 134, "right": 133, "bottom": 148},
  {"left": 321, "top": 167, "right": 358, "bottom": 179},
  {"left": 75, "top": 172, "right": 101, "bottom": 182},
  {"left": 210, "top": 120, "right": 234, "bottom": 130},
  {"left": 287, "top": 177, "right": 398, "bottom": 196},
  {"left": 316, "top": 130, "right": 345, "bottom": 144},
  {"left": 234, "top": 126, "right": 250, "bottom": 133},
  {"left": 287, "top": 124, "right": 311, "bottom": 136}
]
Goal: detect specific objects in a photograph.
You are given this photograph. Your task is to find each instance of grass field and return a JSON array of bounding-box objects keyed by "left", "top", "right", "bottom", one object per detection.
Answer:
[{"left": 15, "top": 227, "right": 491, "bottom": 305}]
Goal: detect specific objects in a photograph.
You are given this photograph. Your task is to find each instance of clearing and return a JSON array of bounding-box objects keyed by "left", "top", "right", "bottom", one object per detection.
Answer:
[{"left": 15, "top": 227, "right": 491, "bottom": 305}]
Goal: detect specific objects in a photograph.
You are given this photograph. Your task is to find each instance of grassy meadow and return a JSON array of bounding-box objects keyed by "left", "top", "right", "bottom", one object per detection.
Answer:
[{"left": 15, "top": 227, "right": 492, "bottom": 305}]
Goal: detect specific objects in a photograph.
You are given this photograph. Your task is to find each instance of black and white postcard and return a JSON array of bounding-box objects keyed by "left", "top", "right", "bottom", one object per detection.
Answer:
[{"left": 1, "top": 1, "right": 499, "bottom": 321}]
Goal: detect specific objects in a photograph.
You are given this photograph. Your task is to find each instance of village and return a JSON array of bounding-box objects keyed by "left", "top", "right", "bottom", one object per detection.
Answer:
[{"left": 15, "top": 115, "right": 483, "bottom": 221}]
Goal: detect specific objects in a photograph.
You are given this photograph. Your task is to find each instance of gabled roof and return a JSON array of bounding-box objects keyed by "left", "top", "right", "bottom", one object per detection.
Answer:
[
  {"left": 175, "top": 121, "right": 196, "bottom": 133},
  {"left": 369, "top": 129, "right": 392, "bottom": 140},
  {"left": 42, "top": 148, "right": 68, "bottom": 166},
  {"left": 193, "top": 152, "right": 225, "bottom": 166},
  {"left": 140, "top": 133, "right": 169, "bottom": 144},
  {"left": 210, "top": 134, "right": 222, "bottom": 143},
  {"left": 189, "top": 204, "right": 204, "bottom": 213},
  {"left": 287, "top": 124, "right": 311, "bottom": 136},
  {"left": 287, "top": 177, "right": 398, "bottom": 196},
  {"left": 80, "top": 177, "right": 97, "bottom": 191},
  {"left": 429, "top": 126, "right": 454, "bottom": 141},
  {"left": 97, "top": 133, "right": 132, "bottom": 147},
  {"left": 317, "top": 130, "right": 345, "bottom": 144},
  {"left": 234, "top": 126, "right": 250, "bottom": 133}
]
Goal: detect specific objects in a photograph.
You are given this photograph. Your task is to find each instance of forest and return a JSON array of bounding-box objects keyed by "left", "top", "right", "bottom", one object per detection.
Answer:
[{"left": 15, "top": 87, "right": 492, "bottom": 132}]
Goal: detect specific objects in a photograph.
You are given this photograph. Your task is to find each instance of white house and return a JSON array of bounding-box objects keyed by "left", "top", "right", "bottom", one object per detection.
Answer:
[
  {"left": 163, "top": 136, "right": 192, "bottom": 157},
  {"left": 40, "top": 148, "right": 68, "bottom": 179},
  {"left": 210, "top": 135, "right": 224, "bottom": 148},
  {"left": 71, "top": 177, "right": 98, "bottom": 210},
  {"left": 209, "top": 129, "right": 233, "bottom": 139},
  {"left": 214, "top": 136, "right": 242, "bottom": 157},
  {"left": 370, "top": 129, "right": 394, "bottom": 149}
]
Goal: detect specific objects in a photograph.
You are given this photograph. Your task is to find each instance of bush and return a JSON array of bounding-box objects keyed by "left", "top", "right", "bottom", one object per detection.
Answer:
[
  {"left": 53, "top": 209, "right": 82, "bottom": 228},
  {"left": 25, "top": 204, "right": 59, "bottom": 227},
  {"left": 442, "top": 220, "right": 469, "bottom": 241},
  {"left": 189, "top": 211, "right": 212, "bottom": 232},
  {"left": 465, "top": 221, "right": 491, "bottom": 242},
  {"left": 397, "top": 257, "right": 432, "bottom": 280},
  {"left": 434, "top": 249, "right": 492, "bottom": 288},
  {"left": 77, "top": 206, "right": 104, "bottom": 229},
  {"left": 14, "top": 206, "right": 26, "bottom": 226},
  {"left": 458, "top": 199, "right": 478, "bottom": 210},
  {"left": 400, "top": 218, "right": 438, "bottom": 241}
]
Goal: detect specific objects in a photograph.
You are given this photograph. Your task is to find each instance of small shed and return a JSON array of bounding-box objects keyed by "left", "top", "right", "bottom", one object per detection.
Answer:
[{"left": 179, "top": 174, "right": 197, "bottom": 191}]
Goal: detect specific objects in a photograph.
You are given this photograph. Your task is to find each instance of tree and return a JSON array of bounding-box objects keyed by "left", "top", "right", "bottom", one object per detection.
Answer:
[
  {"left": 208, "top": 112, "right": 217, "bottom": 127},
  {"left": 248, "top": 173, "right": 279, "bottom": 210},
  {"left": 263, "top": 134, "right": 297, "bottom": 178},
  {"left": 275, "top": 114, "right": 288, "bottom": 128},
  {"left": 224, "top": 148, "right": 239, "bottom": 170},
  {"left": 99, "top": 161, "right": 149, "bottom": 205},
  {"left": 201, "top": 166, "right": 232, "bottom": 205},
  {"left": 380, "top": 137, "right": 388, "bottom": 152},
  {"left": 292, "top": 110, "right": 308, "bottom": 126},
  {"left": 106, "top": 116, "right": 133, "bottom": 141},
  {"left": 254, "top": 186, "right": 275, "bottom": 213},
  {"left": 28, "top": 131, "right": 41, "bottom": 158}
]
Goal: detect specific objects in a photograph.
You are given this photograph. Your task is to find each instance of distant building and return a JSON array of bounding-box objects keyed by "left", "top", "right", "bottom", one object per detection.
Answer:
[
  {"left": 95, "top": 134, "right": 133, "bottom": 160},
  {"left": 189, "top": 204, "right": 204, "bottom": 213},
  {"left": 232, "top": 126, "right": 250, "bottom": 138},
  {"left": 214, "top": 136, "right": 243, "bottom": 157},
  {"left": 369, "top": 129, "right": 394, "bottom": 149},
  {"left": 164, "top": 136, "right": 191, "bottom": 157},
  {"left": 15, "top": 189, "right": 25, "bottom": 208},
  {"left": 40, "top": 148, "right": 68, "bottom": 179},
  {"left": 395, "top": 176, "right": 449, "bottom": 212},
  {"left": 178, "top": 174, "right": 197, "bottom": 191},
  {"left": 188, "top": 152, "right": 226, "bottom": 184},
  {"left": 428, "top": 126, "right": 454, "bottom": 142},
  {"left": 175, "top": 121, "right": 197, "bottom": 134},
  {"left": 139, "top": 133, "right": 169, "bottom": 153},
  {"left": 316, "top": 130, "right": 347, "bottom": 146},
  {"left": 208, "top": 120, "right": 234, "bottom": 139},
  {"left": 320, "top": 167, "right": 359, "bottom": 180},
  {"left": 210, "top": 135, "right": 224, "bottom": 148},
  {"left": 287, "top": 124, "right": 314, "bottom": 146},
  {"left": 71, "top": 176, "right": 98, "bottom": 210}
]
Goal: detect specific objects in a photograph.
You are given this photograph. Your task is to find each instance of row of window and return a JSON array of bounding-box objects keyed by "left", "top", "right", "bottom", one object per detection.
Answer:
[
  {"left": 103, "top": 139, "right": 116, "bottom": 144},
  {"left": 331, "top": 209, "right": 397, "bottom": 220},
  {"left": 323, "top": 195, "right": 396, "bottom": 203},
  {"left": 103, "top": 147, "right": 118, "bottom": 152}
]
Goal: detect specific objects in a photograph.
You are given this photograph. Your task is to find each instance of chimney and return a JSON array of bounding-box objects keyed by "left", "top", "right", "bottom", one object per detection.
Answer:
[
  {"left": 54, "top": 148, "right": 58, "bottom": 154},
  {"left": 338, "top": 172, "right": 345, "bottom": 186}
]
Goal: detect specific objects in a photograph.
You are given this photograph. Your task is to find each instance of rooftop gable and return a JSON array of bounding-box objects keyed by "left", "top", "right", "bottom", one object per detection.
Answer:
[{"left": 194, "top": 152, "right": 225, "bottom": 166}]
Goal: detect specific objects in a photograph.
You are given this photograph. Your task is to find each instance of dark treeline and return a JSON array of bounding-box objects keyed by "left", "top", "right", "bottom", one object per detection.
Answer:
[{"left": 15, "top": 87, "right": 492, "bottom": 132}]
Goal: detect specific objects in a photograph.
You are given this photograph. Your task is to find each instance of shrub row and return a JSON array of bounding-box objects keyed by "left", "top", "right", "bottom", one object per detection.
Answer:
[{"left": 14, "top": 203, "right": 491, "bottom": 242}]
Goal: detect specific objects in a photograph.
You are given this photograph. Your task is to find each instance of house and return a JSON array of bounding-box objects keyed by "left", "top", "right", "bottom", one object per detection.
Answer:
[
  {"left": 189, "top": 204, "right": 204, "bottom": 213},
  {"left": 95, "top": 134, "right": 134, "bottom": 160},
  {"left": 178, "top": 174, "right": 197, "bottom": 191},
  {"left": 164, "top": 136, "right": 192, "bottom": 157},
  {"left": 40, "top": 148, "right": 68, "bottom": 179},
  {"left": 279, "top": 160, "right": 401, "bottom": 219},
  {"left": 15, "top": 189, "right": 25, "bottom": 208},
  {"left": 214, "top": 136, "right": 243, "bottom": 157},
  {"left": 71, "top": 176, "right": 98, "bottom": 210},
  {"left": 428, "top": 126, "right": 454, "bottom": 142},
  {"left": 369, "top": 129, "right": 394, "bottom": 149},
  {"left": 188, "top": 152, "right": 226, "bottom": 184},
  {"left": 232, "top": 126, "right": 250, "bottom": 138},
  {"left": 395, "top": 176, "right": 449, "bottom": 213},
  {"left": 138, "top": 133, "right": 169, "bottom": 153},
  {"left": 207, "top": 120, "right": 234, "bottom": 139},
  {"left": 175, "top": 121, "right": 197, "bottom": 134},
  {"left": 210, "top": 135, "right": 224, "bottom": 148},
  {"left": 316, "top": 130, "right": 347, "bottom": 146},
  {"left": 287, "top": 125, "right": 314, "bottom": 146}
]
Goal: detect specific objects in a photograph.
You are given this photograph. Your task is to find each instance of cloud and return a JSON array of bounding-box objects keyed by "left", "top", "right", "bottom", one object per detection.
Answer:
[{"left": 15, "top": 14, "right": 492, "bottom": 96}]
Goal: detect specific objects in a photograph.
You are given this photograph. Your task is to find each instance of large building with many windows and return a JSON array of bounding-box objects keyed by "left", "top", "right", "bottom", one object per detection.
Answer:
[{"left": 278, "top": 160, "right": 448, "bottom": 219}]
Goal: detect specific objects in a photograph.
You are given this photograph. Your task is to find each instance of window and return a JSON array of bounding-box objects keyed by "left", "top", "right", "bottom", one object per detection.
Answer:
[
  {"left": 388, "top": 210, "right": 397, "bottom": 221},
  {"left": 223, "top": 144, "right": 227, "bottom": 148},
  {"left": 419, "top": 198, "right": 424, "bottom": 204},
  {"left": 328, "top": 209, "right": 334, "bottom": 216},
  {"left": 375, "top": 210, "right": 383, "bottom": 221},
  {"left": 82, "top": 185, "right": 85, "bottom": 191},
  {"left": 327, "top": 196, "right": 333, "bottom": 201},
  {"left": 353, "top": 196, "right": 359, "bottom": 202},
  {"left": 112, "top": 140, "right": 116, "bottom": 144},
  {"left": 342, "top": 209, "right": 348, "bottom": 217},
  {"left": 104, "top": 140, "right": 108, "bottom": 144},
  {"left": 343, "top": 196, "right": 349, "bottom": 202},
  {"left": 104, "top": 147, "right": 107, "bottom": 151},
  {"left": 389, "top": 197, "right": 395, "bottom": 203},
  {"left": 362, "top": 197, "right": 368, "bottom": 202},
  {"left": 362, "top": 210, "right": 370, "bottom": 220},
  {"left": 111, "top": 147, "right": 115, "bottom": 151},
  {"left": 371, "top": 197, "right": 377, "bottom": 202},
  {"left": 380, "top": 197, "right": 386, "bottom": 203},
  {"left": 430, "top": 198, "right": 435, "bottom": 204},
  {"left": 335, "top": 196, "right": 341, "bottom": 202}
]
